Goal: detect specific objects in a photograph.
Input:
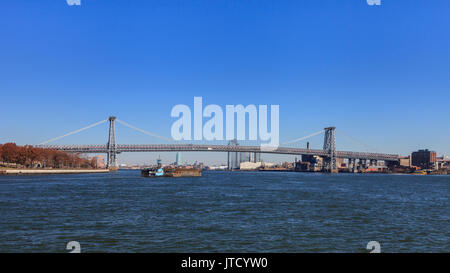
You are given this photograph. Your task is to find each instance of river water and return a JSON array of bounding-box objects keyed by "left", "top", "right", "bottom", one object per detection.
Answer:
[{"left": 0, "top": 170, "right": 448, "bottom": 252}]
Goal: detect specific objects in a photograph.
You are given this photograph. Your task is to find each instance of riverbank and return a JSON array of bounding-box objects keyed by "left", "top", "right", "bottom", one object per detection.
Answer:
[{"left": 0, "top": 168, "right": 109, "bottom": 175}]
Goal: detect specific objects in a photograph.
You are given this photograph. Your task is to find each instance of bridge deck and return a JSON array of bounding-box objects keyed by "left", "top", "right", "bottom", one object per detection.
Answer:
[{"left": 36, "top": 144, "right": 401, "bottom": 161}]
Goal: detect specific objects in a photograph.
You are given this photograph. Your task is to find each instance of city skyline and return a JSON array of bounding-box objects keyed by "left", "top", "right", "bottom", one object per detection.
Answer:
[{"left": 1, "top": 1, "right": 450, "bottom": 165}]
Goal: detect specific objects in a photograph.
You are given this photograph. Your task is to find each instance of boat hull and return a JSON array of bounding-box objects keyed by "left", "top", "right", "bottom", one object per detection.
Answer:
[{"left": 141, "top": 168, "right": 202, "bottom": 177}]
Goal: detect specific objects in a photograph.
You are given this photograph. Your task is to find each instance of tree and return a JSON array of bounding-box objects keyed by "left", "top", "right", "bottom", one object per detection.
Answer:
[
  {"left": 0, "top": 142, "right": 96, "bottom": 169},
  {"left": 1, "top": 143, "right": 20, "bottom": 164}
]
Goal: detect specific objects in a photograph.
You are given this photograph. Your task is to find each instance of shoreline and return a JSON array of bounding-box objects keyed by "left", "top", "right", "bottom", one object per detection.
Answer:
[
  {"left": 207, "top": 169, "right": 449, "bottom": 175},
  {"left": 0, "top": 169, "right": 110, "bottom": 175}
]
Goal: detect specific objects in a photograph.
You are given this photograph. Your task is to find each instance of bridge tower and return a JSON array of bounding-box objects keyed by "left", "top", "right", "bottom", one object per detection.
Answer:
[
  {"left": 323, "top": 127, "right": 337, "bottom": 173},
  {"left": 107, "top": 116, "right": 118, "bottom": 169}
]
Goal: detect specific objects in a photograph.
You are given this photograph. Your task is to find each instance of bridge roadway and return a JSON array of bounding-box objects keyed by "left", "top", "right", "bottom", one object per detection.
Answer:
[{"left": 37, "top": 144, "right": 402, "bottom": 161}]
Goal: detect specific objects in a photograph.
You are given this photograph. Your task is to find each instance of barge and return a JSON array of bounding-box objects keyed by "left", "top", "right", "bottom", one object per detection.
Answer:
[{"left": 141, "top": 159, "right": 202, "bottom": 178}]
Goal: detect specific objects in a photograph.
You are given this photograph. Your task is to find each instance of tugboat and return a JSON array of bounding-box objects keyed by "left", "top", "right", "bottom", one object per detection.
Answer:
[{"left": 141, "top": 158, "right": 202, "bottom": 178}]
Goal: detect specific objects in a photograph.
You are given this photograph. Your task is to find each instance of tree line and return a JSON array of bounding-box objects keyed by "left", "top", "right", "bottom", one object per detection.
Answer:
[{"left": 0, "top": 143, "right": 99, "bottom": 169}]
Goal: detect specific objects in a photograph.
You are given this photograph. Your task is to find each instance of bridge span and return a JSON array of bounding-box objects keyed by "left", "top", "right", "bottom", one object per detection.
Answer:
[{"left": 37, "top": 144, "right": 401, "bottom": 162}]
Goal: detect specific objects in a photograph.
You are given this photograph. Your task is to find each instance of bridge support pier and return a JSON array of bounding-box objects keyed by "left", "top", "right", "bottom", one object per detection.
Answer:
[
  {"left": 323, "top": 127, "right": 338, "bottom": 173},
  {"left": 107, "top": 116, "right": 118, "bottom": 170},
  {"left": 348, "top": 158, "right": 355, "bottom": 172},
  {"left": 359, "top": 159, "right": 368, "bottom": 171}
]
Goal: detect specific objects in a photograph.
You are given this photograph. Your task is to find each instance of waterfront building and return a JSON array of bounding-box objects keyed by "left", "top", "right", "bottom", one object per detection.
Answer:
[
  {"left": 176, "top": 152, "right": 182, "bottom": 166},
  {"left": 300, "top": 155, "right": 323, "bottom": 171},
  {"left": 337, "top": 158, "right": 345, "bottom": 168},
  {"left": 240, "top": 161, "right": 263, "bottom": 170},
  {"left": 411, "top": 149, "right": 437, "bottom": 169},
  {"left": 253, "top": 152, "right": 261, "bottom": 163},
  {"left": 239, "top": 152, "right": 261, "bottom": 163},
  {"left": 94, "top": 155, "right": 105, "bottom": 168},
  {"left": 399, "top": 156, "right": 411, "bottom": 167},
  {"left": 295, "top": 161, "right": 310, "bottom": 172},
  {"left": 208, "top": 165, "right": 228, "bottom": 170},
  {"left": 240, "top": 152, "right": 251, "bottom": 163},
  {"left": 227, "top": 139, "right": 240, "bottom": 170},
  {"left": 436, "top": 156, "right": 450, "bottom": 170}
]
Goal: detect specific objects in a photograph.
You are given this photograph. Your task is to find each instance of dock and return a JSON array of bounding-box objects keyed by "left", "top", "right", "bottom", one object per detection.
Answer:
[{"left": 0, "top": 169, "right": 110, "bottom": 175}]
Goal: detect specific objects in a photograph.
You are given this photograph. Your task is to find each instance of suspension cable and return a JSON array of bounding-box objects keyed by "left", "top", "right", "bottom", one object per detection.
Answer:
[
  {"left": 281, "top": 130, "right": 324, "bottom": 146},
  {"left": 38, "top": 119, "right": 108, "bottom": 145},
  {"left": 335, "top": 129, "right": 379, "bottom": 153},
  {"left": 116, "top": 119, "right": 173, "bottom": 142}
]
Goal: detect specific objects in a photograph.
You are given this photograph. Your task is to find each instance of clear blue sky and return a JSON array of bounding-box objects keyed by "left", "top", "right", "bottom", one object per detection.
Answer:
[{"left": 1, "top": 0, "right": 449, "bottom": 165}]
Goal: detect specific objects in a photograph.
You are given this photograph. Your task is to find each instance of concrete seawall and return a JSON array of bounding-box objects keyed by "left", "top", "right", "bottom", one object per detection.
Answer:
[{"left": 0, "top": 169, "right": 110, "bottom": 175}]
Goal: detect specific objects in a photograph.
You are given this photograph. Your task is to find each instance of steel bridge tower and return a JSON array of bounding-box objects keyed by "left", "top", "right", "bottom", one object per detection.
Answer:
[
  {"left": 107, "top": 116, "right": 118, "bottom": 169},
  {"left": 323, "top": 126, "right": 337, "bottom": 173}
]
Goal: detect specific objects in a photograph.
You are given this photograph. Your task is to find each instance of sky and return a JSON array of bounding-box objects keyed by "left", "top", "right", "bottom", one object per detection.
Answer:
[{"left": 1, "top": 0, "right": 449, "bottom": 165}]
